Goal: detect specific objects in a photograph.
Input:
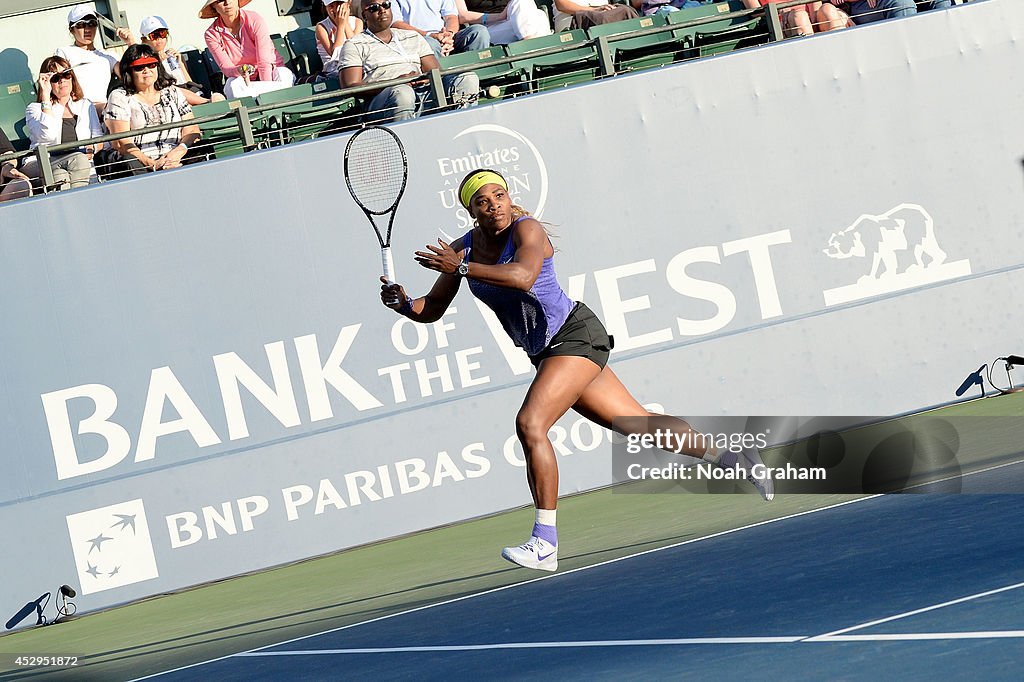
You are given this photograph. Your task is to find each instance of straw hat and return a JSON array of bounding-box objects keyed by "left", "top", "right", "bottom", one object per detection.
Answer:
[{"left": 199, "top": 0, "right": 252, "bottom": 20}]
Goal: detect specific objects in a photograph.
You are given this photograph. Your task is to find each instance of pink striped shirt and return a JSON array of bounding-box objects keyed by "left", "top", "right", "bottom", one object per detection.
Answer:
[{"left": 204, "top": 9, "right": 283, "bottom": 82}]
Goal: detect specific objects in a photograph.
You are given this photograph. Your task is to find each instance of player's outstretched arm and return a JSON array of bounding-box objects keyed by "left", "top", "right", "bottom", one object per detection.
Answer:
[{"left": 422, "top": 218, "right": 546, "bottom": 292}]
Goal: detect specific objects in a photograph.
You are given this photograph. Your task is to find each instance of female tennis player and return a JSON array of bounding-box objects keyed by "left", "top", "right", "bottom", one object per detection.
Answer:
[{"left": 380, "top": 169, "right": 773, "bottom": 572}]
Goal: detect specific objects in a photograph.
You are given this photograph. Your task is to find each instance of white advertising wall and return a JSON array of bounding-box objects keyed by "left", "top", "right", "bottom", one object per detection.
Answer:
[{"left": 1, "top": 0, "right": 1021, "bottom": 625}]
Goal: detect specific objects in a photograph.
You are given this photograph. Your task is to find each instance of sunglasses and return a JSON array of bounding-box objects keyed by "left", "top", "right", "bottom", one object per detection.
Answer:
[
  {"left": 147, "top": 29, "right": 169, "bottom": 40},
  {"left": 365, "top": 1, "right": 391, "bottom": 12},
  {"left": 49, "top": 70, "right": 74, "bottom": 83},
  {"left": 130, "top": 63, "right": 158, "bottom": 73},
  {"left": 71, "top": 20, "right": 98, "bottom": 29}
]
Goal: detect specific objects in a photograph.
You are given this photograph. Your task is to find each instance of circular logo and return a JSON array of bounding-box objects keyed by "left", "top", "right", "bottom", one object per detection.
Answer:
[{"left": 435, "top": 124, "right": 549, "bottom": 233}]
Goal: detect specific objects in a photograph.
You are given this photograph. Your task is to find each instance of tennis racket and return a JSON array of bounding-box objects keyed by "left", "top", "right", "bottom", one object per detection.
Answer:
[{"left": 343, "top": 126, "right": 409, "bottom": 283}]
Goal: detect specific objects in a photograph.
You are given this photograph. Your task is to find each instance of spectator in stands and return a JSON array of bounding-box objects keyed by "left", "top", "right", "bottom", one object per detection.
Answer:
[
  {"left": 823, "top": 1, "right": 952, "bottom": 25},
  {"left": 201, "top": 0, "right": 296, "bottom": 99},
  {"left": 743, "top": 1, "right": 851, "bottom": 36},
  {"left": 390, "top": 0, "right": 490, "bottom": 59},
  {"left": 140, "top": 15, "right": 226, "bottom": 105},
  {"left": 814, "top": 1, "right": 854, "bottom": 31},
  {"left": 340, "top": 0, "right": 480, "bottom": 122},
  {"left": 552, "top": 1, "right": 641, "bottom": 33},
  {"left": 456, "top": 0, "right": 552, "bottom": 44},
  {"left": 55, "top": 4, "right": 135, "bottom": 109},
  {"left": 315, "top": 0, "right": 364, "bottom": 80},
  {"left": 23, "top": 56, "right": 102, "bottom": 192},
  {"left": 640, "top": 1, "right": 706, "bottom": 18},
  {"left": 103, "top": 44, "right": 200, "bottom": 175},
  {"left": 0, "top": 128, "right": 32, "bottom": 202},
  {"left": 743, "top": 1, "right": 814, "bottom": 37}
]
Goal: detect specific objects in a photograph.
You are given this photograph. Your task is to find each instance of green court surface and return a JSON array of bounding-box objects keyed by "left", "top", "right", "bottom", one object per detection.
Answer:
[{"left": 1, "top": 392, "right": 1021, "bottom": 681}]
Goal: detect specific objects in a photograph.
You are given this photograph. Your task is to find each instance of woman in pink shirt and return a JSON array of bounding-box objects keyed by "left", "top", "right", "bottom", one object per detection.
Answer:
[{"left": 201, "top": 0, "right": 295, "bottom": 99}]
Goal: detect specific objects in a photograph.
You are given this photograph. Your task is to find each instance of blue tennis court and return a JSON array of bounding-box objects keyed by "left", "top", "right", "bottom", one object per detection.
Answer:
[{"left": 141, "top": 463, "right": 1024, "bottom": 681}]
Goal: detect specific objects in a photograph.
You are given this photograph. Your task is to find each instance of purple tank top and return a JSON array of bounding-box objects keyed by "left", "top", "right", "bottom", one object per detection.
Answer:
[{"left": 463, "top": 218, "right": 574, "bottom": 357}]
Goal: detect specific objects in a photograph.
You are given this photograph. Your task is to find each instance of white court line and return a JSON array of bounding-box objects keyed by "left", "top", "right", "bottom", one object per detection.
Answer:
[
  {"left": 806, "top": 580, "right": 1024, "bottom": 641},
  {"left": 237, "top": 497, "right": 881, "bottom": 652},
  {"left": 237, "top": 637, "right": 805, "bottom": 655},
  {"left": 819, "top": 631, "right": 1024, "bottom": 642},
  {"left": 234, "top": 630, "right": 1024, "bottom": 656},
  {"left": 131, "top": 495, "right": 880, "bottom": 680},
  {"left": 900, "top": 457, "right": 1024, "bottom": 492}
]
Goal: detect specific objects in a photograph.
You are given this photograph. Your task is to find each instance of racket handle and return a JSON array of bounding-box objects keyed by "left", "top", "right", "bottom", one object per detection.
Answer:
[{"left": 381, "top": 247, "right": 395, "bottom": 284}]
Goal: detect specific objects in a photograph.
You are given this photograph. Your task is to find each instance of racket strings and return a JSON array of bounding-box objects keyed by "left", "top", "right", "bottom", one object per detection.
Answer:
[{"left": 345, "top": 128, "right": 406, "bottom": 215}]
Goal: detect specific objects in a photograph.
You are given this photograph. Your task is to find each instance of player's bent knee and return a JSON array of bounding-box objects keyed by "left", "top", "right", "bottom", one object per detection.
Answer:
[{"left": 515, "top": 409, "right": 551, "bottom": 445}]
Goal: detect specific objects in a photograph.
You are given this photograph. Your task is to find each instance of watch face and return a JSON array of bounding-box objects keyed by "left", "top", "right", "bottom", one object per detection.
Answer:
[{"left": 458, "top": 262, "right": 469, "bottom": 276}]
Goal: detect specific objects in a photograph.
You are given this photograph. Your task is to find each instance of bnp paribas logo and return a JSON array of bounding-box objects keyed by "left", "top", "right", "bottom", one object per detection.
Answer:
[{"left": 65, "top": 499, "right": 159, "bottom": 595}]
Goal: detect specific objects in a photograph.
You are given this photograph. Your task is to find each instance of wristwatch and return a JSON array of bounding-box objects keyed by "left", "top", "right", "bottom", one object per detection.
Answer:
[{"left": 455, "top": 262, "right": 469, "bottom": 277}]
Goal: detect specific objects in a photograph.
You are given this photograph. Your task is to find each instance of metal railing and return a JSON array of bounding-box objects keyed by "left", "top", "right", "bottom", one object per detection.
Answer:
[{"left": 0, "top": 2, "right": 807, "bottom": 198}]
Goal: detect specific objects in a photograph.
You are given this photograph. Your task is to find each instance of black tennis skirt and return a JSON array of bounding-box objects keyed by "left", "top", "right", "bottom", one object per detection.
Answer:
[{"left": 530, "top": 302, "right": 615, "bottom": 369}]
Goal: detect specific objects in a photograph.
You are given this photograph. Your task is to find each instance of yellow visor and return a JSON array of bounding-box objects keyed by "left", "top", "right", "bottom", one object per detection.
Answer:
[{"left": 459, "top": 170, "right": 508, "bottom": 209}]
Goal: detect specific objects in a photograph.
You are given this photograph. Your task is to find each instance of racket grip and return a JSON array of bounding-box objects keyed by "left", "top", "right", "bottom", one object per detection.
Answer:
[{"left": 382, "top": 247, "right": 395, "bottom": 284}]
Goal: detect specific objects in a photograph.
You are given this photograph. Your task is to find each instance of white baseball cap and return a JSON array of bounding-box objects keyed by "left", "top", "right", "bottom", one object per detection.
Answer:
[
  {"left": 139, "top": 15, "right": 170, "bottom": 37},
  {"left": 67, "top": 4, "right": 98, "bottom": 25}
]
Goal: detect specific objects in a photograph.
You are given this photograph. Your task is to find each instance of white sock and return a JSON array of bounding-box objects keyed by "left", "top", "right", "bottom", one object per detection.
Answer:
[
  {"left": 536, "top": 508, "right": 556, "bottom": 526},
  {"left": 701, "top": 442, "right": 721, "bottom": 465}
]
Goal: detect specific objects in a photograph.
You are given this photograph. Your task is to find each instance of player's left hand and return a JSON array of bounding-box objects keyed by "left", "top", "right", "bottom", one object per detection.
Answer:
[{"left": 414, "top": 239, "right": 460, "bottom": 274}]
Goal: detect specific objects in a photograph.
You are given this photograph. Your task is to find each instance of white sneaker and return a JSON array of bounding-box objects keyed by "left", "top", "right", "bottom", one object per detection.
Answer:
[
  {"left": 737, "top": 445, "right": 775, "bottom": 501},
  {"left": 501, "top": 536, "right": 558, "bottom": 572}
]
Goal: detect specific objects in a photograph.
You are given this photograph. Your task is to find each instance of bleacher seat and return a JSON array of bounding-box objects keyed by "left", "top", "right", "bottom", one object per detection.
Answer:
[
  {"left": 286, "top": 27, "right": 324, "bottom": 80},
  {"left": 269, "top": 33, "right": 299, "bottom": 78},
  {"left": 585, "top": 14, "right": 682, "bottom": 74},
  {"left": 506, "top": 30, "right": 599, "bottom": 93},
  {"left": 691, "top": 15, "right": 768, "bottom": 57},
  {"left": 202, "top": 48, "right": 226, "bottom": 93},
  {"left": 669, "top": 1, "right": 769, "bottom": 59},
  {"left": 255, "top": 81, "right": 357, "bottom": 146},
  {"left": 439, "top": 47, "right": 521, "bottom": 101},
  {"left": 191, "top": 96, "right": 262, "bottom": 160},
  {"left": 0, "top": 80, "right": 36, "bottom": 152},
  {"left": 179, "top": 48, "right": 215, "bottom": 98}
]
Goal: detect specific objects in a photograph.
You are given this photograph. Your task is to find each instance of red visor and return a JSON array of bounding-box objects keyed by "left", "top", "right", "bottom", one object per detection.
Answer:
[{"left": 128, "top": 56, "right": 159, "bottom": 67}]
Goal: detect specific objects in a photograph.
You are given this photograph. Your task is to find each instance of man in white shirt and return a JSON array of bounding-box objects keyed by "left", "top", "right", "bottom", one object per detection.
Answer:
[{"left": 341, "top": 0, "right": 480, "bottom": 121}]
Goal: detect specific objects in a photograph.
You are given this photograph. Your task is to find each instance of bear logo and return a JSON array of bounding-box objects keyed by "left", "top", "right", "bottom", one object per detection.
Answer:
[
  {"left": 821, "top": 204, "right": 971, "bottom": 307},
  {"left": 823, "top": 204, "right": 947, "bottom": 283}
]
